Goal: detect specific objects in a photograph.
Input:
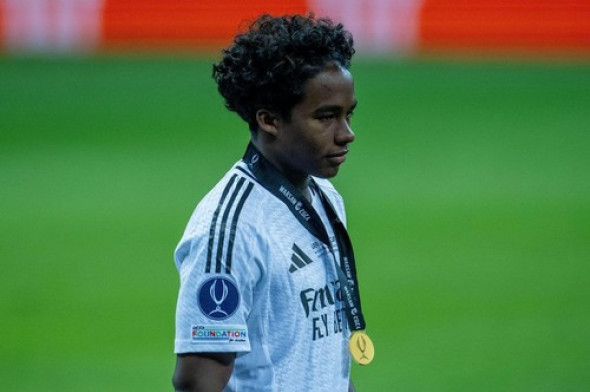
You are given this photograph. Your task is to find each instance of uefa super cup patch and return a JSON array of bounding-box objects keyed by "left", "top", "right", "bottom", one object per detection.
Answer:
[
  {"left": 197, "top": 275, "right": 240, "bottom": 320},
  {"left": 191, "top": 325, "right": 248, "bottom": 344}
]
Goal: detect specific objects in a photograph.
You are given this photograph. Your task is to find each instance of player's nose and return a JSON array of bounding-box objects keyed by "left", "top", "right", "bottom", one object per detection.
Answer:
[{"left": 336, "top": 118, "right": 355, "bottom": 145}]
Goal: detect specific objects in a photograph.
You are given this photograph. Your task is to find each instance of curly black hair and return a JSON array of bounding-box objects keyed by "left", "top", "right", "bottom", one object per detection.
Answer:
[{"left": 212, "top": 14, "right": 355, "bottom": 132}]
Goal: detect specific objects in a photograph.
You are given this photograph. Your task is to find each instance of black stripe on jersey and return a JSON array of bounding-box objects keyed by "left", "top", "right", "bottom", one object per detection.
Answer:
[
  {"left": 289, "top": 243, "right": 315, "bottom": 273},
  {"left": 215, "top": 176, "right": 246, "bottom": 273},
  {"left": 235, "top": 166, "right": 256, "bottom": 181},
  {"left": 206, "top": 174, "right": 238, "bottom": 274},
  {"left": 225, "top": 181, "right": 254, "bottom": 274},
  {"left": 290, "top": 253, "right": 306, "bottom": 272}
]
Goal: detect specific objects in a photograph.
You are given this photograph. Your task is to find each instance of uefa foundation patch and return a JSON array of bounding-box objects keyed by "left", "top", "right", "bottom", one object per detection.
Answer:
[
  {"left": 197, "top": 276, "right": 240, "bottom": 320},
  {"left": 191, "top": 325, "right": 248, "bottom": 344}
]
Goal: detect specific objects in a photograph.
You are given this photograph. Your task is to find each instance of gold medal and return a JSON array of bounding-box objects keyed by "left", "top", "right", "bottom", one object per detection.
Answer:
[{"left": 349, "top": 330, "right": 374, "bottom": 365}]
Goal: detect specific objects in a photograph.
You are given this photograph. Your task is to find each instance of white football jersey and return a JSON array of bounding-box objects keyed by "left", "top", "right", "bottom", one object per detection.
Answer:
[{"left": 174, "top": 158, "right": 352, "bottom": 392}]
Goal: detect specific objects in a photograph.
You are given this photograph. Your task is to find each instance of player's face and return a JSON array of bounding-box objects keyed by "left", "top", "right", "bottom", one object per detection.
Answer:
[{"left": 272, "top": 65, "right": 356, "bottom": 183}]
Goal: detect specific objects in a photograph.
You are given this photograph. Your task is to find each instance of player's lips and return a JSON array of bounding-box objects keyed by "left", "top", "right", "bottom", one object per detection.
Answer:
[{"left": 326, "top": 150, "right": 349, "bottom": 165}]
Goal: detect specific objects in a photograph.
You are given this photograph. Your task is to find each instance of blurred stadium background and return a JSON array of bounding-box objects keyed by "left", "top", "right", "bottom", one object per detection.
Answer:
[{"left": 1, "top": 1, "right": 589, "bottom": 391}]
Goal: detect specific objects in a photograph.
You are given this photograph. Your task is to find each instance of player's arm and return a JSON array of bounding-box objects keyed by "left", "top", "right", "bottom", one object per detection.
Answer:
[{"left": 172, "top": 352, "right": 236, "bottom": 392}]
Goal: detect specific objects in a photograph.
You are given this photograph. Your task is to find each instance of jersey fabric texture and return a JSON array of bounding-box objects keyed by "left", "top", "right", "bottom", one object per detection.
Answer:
[{"left": 174, "top": 159, "right": 352, "bottom": 392}]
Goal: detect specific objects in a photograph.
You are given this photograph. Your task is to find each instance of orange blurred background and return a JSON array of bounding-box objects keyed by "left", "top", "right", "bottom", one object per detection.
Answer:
[{"left": 1, "top": 0, "right": 589, "bottom": 58}]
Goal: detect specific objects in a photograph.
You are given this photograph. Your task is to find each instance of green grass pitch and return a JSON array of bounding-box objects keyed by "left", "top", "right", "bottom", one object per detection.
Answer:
[{"left": 1, "top": 56, "right": 589, "bottom": 391}]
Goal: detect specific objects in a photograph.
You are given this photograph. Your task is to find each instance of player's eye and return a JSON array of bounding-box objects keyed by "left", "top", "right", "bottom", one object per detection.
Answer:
[{"left": 317, "top": 113, "right": 336, "bottom": 122}]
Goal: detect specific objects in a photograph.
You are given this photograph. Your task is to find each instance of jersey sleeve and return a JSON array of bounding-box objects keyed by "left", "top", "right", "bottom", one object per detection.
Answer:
[{"left": 173, "top": 174, "right": 264, "bottom": 354}]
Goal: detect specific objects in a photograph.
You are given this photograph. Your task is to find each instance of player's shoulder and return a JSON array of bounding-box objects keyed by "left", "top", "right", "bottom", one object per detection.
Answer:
[
  {"left": 175, "top": 161, "right": 267, "bottom": 268},
  {"left": 199, "top": 161, "right": 266, "bottom": 215}
]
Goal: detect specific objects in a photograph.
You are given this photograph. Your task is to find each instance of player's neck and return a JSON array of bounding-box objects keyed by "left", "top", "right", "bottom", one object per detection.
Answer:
[
  {"left": 251, "top": 139, "right": 312, "bottom": 202},
  {"left": 281, "top": 170, "right": 312, "bottom": 203},
  {"left": 295, "top": 177, "right": 312, "bottom": 203}
]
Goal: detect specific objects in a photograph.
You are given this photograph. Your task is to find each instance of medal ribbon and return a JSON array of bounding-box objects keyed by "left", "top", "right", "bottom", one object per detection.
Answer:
[{"left": 242, "top": 143, "right": 366, "bottom": 331}]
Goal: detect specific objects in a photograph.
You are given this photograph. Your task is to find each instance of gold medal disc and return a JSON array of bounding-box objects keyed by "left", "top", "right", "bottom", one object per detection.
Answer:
[{"left": 349, "top": 330, "right": 374, "bottom": 365}]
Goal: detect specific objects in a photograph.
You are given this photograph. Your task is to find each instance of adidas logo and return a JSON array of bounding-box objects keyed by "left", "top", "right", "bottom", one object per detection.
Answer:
[{"left": 289, "top": 243, "right": 315, "bottom": 273}]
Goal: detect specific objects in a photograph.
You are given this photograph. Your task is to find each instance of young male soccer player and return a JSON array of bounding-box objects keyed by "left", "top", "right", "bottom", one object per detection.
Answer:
[{"left": 172, "top": 14, "right": 372, "bottom": 392}]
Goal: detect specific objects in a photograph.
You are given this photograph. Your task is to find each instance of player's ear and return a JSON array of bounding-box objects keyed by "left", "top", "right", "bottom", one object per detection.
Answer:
[{"left": 255, "top": 109, "right": 280, "bottom": 136}]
